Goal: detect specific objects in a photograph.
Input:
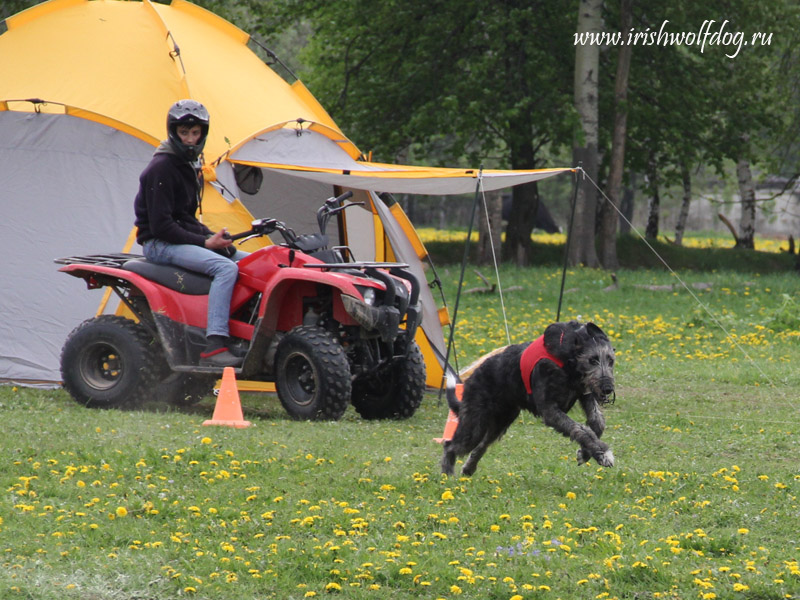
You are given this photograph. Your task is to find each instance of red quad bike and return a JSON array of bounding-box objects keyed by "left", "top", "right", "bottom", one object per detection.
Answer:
[{"left": 56, "top": 191, "right": 426, "bottom": 421}]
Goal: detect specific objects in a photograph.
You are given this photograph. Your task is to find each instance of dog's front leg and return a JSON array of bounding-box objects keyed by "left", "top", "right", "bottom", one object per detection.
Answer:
[
  {"left": 532, "top": 375, "right": 614, "bottom": 468},
  {"left": 576, "top": 395, "right": 610, "bottom": 465}
]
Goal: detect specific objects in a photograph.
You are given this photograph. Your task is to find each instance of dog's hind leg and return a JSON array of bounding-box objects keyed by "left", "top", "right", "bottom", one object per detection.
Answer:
[
  {"left": 461, "top": 437, "right": 490, "bottom": 476},
  {"left": 441, "top": 443, "right": 457, "bottom": 475},
  {"left": 460, "top": 410, "right": 518, "bottom": 476},
  {"left": 441, "top": 415, "right": 486, "bottom": 476}
]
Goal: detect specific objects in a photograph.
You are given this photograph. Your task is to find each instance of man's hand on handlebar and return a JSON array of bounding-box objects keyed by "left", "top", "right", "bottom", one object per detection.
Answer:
[{"left": 205, "top": 229, "right": 234, "bottom": 250}]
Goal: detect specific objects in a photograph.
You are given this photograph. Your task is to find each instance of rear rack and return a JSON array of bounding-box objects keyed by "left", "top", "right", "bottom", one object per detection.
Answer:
[{"left": 54, "top": 253, "right": 144, "bottom": 268}]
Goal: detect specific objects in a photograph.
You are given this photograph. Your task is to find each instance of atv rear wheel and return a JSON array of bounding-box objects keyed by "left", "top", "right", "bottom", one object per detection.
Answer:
[
  {"left": 157, "top": 372, "right": 218, "bottom": 407},
  {"left": 60, "top": 315, "right": 163, "bottom": 408},
  {"left": 274, "top": 325, "right": 351, "bottom": 421},
  {"left": 351, "top": 340, "right": 426, "bottom": 420}
]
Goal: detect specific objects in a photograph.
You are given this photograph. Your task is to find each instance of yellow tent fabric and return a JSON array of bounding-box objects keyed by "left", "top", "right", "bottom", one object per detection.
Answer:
[
  {"left": 2, "top": 0, "right": 571, "bottom": 194},
  {"left": 2, "top": 0, "right": 347, "bottom": 162}
]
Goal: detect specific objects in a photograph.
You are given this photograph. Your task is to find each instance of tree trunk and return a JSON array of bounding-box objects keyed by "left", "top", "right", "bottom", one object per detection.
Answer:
[
  {"left": 736, "top": 157, "right": 756, "bottom": 249},
  {"left": 674, "top": 163, "right": 692, "bottom": 246},
  {"left": 502, "top": 112, "right": 539, "bottom": 265},
  {"left": 503, "top": 181, "right": 539, "bottom": 265},
  {"left": 645, "top": 155, "right": 660, "bottom": 239},
  {"left": 477, "top": 189, "right": 503, "bottom": 265},
  {"left": 619, "top": 174, "right": 635, "bottom": 234},
  {"left": 568, "top": 0, "right": 603, "bottom": 267},
  {"left": 598, "top": 0, "right": 632, "bottom": 270},
  {"left": 437, "top": 196, "right": 447, "bottom": 230}
]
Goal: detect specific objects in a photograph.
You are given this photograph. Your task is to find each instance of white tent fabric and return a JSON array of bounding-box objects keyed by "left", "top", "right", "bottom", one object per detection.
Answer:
[
  {"left": 0, "top": 111, "right": 154, "bottom": 385},
  {"left": 227, "top": 127, "right": 574, "bottom": 196},
  {"left": 370, "top": 194, "right": 448, "bottom": 359},
  {"left": 256, "top": 167, "right": 573, "bottom": 195}
]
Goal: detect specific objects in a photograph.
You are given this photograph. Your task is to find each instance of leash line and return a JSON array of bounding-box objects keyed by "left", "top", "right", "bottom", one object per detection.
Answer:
[
  {"left": 479, "top": 180, "right": 512, "bottom": 345},
  {"left": 578, "top": 168, "right": 780, "bottom": 391}
]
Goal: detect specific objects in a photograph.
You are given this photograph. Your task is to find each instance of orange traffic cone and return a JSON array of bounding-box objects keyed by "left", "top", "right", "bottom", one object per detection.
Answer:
[
  {"left": 434, "top": 382, "right": 463, "bottom": 444},
  {"left": 203, "top": 367, "right": 252, "bottom": 428}
]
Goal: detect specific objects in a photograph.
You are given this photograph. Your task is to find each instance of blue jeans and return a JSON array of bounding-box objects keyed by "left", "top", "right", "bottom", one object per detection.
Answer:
[{"left": 142, "top": 239, "right": 249, "bottom": 339}]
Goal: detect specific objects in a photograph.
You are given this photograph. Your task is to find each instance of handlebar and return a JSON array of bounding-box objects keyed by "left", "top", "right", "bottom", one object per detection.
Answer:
[
  {"left": 227, "top": 229, "right": 255, "bottom": 242},
  {"left": 327, "top": 190, "right": 353, "bottom": 206},
  {"left": 224, "top": 192, "right": 361, "bottom": 249}
]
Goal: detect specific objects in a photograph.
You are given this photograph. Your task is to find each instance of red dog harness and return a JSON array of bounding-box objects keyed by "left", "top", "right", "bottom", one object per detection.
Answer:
[{"left": 520, "top": 335, "right": 564, "bottom": 394}]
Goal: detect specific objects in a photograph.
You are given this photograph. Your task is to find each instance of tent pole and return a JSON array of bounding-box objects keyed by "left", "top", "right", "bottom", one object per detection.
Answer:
[
  {"left": 556, "top": 166, "right": 581, "bottom": 322},
  {"left": 439, "top": 169, "right": 484, "bottom": 398}
]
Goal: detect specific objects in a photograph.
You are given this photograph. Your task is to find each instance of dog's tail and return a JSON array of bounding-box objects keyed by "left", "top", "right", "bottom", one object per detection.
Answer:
[
  {"left": 434, "top": 368, "right": 463, "bottom": 444},
  {"left": 444, "top": 368, "right": 462, "bottom": 415}
]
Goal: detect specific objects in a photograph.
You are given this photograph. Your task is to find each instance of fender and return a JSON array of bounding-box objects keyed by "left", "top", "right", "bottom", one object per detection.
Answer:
[
  {"left": 59, "top": 263, "right": 209, "bottom": 328},
  {"left": 255, "top": 266, "right": 385, "bottom": 335}
]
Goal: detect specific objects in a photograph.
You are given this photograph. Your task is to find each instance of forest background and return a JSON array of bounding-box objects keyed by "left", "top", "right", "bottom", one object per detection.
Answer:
[{"left": 4, "top": 0, "right": 800, "bottom": 269}]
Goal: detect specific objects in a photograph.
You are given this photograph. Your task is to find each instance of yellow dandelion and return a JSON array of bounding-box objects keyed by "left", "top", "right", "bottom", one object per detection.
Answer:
[{"left": 115, "top": 506, "right": 128, "bottom": 518}]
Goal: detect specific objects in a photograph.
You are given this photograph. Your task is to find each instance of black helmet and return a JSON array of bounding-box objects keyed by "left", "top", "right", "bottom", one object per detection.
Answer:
[{"left": 166, "top": 99, "right": 210, "bottom": 162}]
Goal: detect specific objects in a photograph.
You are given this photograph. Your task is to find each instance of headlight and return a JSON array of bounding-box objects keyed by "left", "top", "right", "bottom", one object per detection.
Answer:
[{"left": 355, "top": 286, "right": 378, "bottom": 305}]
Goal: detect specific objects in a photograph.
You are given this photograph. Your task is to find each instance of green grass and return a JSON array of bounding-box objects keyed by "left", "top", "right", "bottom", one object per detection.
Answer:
[{"left": 2, "top": 262, "right": 800, "bottom": 599}]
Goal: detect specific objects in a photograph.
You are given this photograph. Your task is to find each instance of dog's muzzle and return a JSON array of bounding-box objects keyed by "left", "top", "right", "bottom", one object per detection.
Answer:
[{"left": 594, "top": 379, "right": 616, "bottom": 405}]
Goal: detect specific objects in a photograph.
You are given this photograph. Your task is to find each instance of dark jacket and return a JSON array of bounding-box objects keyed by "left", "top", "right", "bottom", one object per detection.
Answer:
[{"left": 134, "top": 151, "right": 212, "bottom": 246}]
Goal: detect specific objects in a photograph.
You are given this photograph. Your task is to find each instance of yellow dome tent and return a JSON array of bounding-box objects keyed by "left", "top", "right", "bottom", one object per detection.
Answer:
[{"left": 0, "top": 0, "right": 570, "bottom": 387}]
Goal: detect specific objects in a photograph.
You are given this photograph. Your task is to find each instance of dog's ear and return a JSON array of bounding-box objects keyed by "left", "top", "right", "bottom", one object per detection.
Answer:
[
  {"left": 586, "top": 322, "right": 610, "bottom": 342},
  {"left": 544, "top": 322, "right": 578, "bottom": 359}
]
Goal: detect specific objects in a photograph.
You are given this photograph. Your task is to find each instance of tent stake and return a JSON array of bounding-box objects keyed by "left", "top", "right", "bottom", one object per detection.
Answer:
[
  {"left": 556, "top": 166, "right": 581, "bottom": 322},
  {"left": 439, "top": 168, "right": 484, "bottom": 399}
]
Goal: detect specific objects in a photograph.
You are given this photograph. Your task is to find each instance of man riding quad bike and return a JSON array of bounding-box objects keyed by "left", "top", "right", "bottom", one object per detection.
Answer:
[{"left": 56, "top": 191, "right": 427, "bottom": 421}]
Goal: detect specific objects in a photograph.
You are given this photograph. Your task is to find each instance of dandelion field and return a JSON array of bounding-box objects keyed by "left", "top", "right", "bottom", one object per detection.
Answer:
[{"left": 3, "top": 258, "right": 800, "bottom": 599}]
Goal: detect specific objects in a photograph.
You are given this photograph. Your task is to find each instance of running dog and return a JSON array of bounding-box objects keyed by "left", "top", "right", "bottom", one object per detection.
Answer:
[{"left": 440, "top": 321, "right": 616, "bottom": 476}]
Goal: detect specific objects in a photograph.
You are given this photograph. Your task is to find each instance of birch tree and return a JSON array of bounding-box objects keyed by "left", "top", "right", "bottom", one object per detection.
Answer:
[
  {"left": 597, "top": 0, "right": 632, "bottom": 269},
  {"left": 569, "top": 0, "right": 603, "bottom": 267}
]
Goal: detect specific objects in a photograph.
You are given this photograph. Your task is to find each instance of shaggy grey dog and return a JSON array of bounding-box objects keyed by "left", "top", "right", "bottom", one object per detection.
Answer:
[{"left": 441, "top": 321, "right": 616, "bottom": 476}]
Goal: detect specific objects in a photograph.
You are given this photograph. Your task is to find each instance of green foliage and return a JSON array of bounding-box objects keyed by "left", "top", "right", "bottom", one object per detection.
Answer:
[
  {"left": 289, "top": 0, "right": 576, "bottom": 167},
  {"left": 764, "top": 293, "right": 800, "bottom": 331},
  {"left": 425, "top": 230, "right": 798, "bottom": 272},
  {"left": 0, "top": 0, "right": 38, "bottom": 21}
]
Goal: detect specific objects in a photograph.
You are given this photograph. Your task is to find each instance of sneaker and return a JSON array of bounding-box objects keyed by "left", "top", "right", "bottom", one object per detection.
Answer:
[{"left": 199, "top": 347, "right": 243, "bottom": 368}]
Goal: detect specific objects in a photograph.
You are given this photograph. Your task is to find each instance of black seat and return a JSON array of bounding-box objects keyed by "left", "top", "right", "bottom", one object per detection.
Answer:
[{"left": 122, "top": 259, "right": 212, "bottom": 295}]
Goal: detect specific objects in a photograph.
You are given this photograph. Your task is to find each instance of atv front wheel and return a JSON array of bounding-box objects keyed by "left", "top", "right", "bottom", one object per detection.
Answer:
[
  {"left": 60, "top": 315, "right": 163, "bottom": 408},
  {"left": 351, "top": 340, "right": 426, "bottom": 420},
  {"left": 274, "top": 325, "right": 351, "bottom": 421}
]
